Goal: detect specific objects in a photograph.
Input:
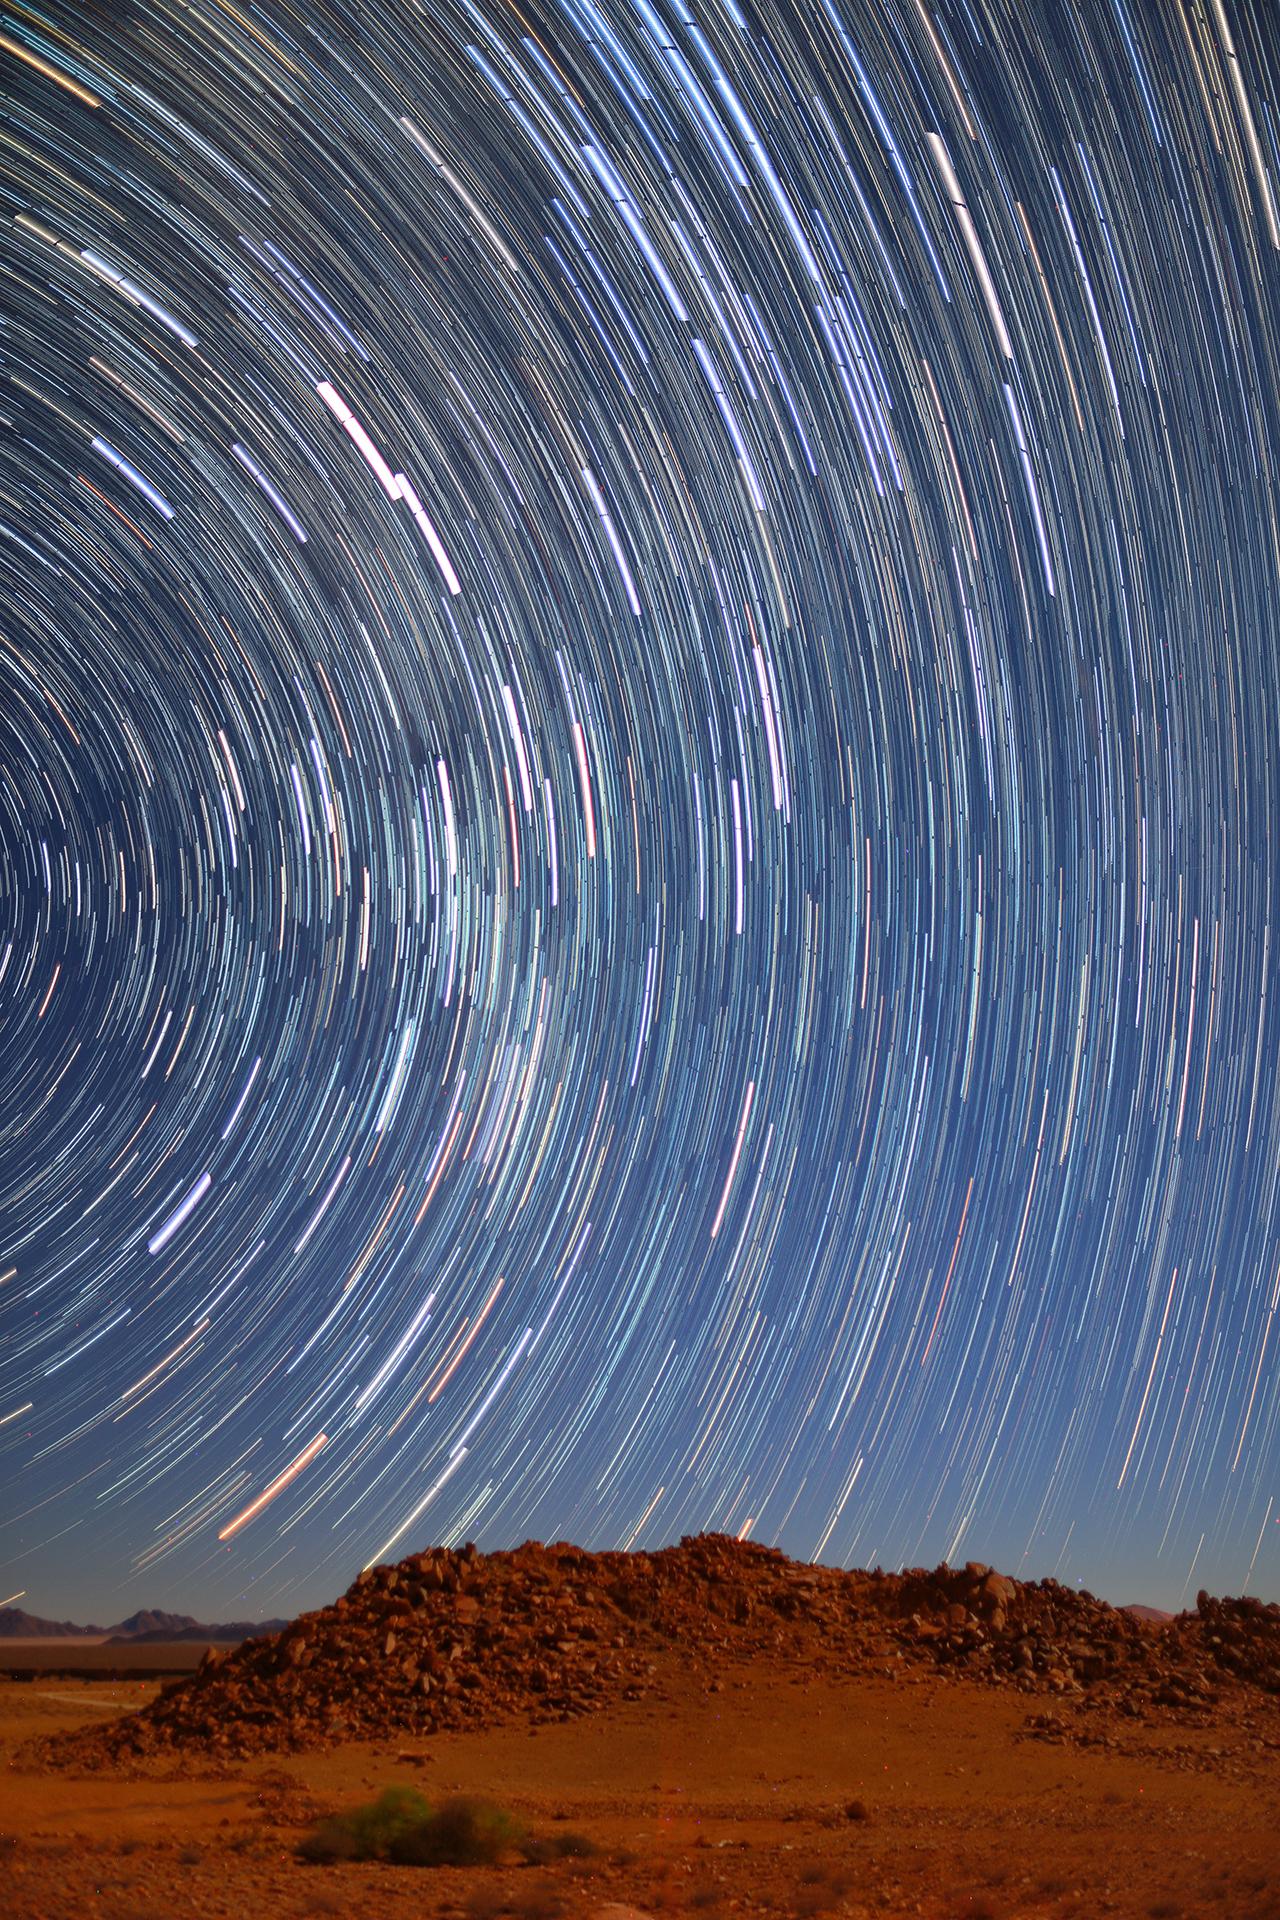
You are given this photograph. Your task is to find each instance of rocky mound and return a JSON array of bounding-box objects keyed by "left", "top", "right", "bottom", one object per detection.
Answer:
[{"left": 25, "top": 1535, "right": 1280, "bottom": 1768}]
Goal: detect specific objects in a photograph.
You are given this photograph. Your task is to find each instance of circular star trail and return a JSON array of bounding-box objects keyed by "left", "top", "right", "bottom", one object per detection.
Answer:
[{"left": 1, "top": 0, "right": 1278, "bottom": 1620}]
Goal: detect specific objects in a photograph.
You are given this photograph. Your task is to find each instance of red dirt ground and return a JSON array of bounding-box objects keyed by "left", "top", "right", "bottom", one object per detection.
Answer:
[{"left": 3, "top": 1639, "right": 1277, "bottom": 1920}]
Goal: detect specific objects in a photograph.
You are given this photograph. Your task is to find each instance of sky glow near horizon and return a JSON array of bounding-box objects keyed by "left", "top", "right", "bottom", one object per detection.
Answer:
[{"left": 1, "top": 0, "right": 1279, "bottom": 1622}]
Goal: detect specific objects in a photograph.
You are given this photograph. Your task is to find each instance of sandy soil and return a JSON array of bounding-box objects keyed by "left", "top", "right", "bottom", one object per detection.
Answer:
[{"left": 2, "top": 1649, "right": 1277, "bottom": 1920}]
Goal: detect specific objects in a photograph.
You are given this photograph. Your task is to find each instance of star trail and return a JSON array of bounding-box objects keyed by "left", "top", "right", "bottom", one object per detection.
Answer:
[{"left": 1, "top": 0, "right": 1278, "bottom": 1623}]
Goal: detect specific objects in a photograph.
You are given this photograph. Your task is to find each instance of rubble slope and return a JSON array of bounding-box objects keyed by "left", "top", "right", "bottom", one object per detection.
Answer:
[{"left": 29, "top": 1534, "right": 1280, "bottom": 1767}]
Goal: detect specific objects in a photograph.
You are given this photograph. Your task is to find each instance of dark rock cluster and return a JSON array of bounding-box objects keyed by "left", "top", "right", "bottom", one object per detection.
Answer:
[
  {"left": 27, "top": 1535, "right": 1280, "bottom": 1768},
  {"left": 874, "top": 1561, "right": 1280, "bottom": 1710}
]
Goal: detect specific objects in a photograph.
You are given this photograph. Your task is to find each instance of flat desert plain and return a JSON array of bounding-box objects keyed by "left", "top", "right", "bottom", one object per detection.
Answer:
[{"left": 2, "top": 1646, "right": 1277, "bottom": 1920}]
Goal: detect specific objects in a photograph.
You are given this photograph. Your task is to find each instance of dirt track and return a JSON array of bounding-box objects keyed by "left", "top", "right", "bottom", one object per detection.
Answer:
[{"left": 3, "top": 1645, "right": 1277, "bottom": 1920}]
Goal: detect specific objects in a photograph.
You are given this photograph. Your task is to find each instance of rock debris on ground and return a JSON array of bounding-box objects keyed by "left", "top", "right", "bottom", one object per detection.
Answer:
[{"left": 24, "top": 1534, "right": 1280, "bottom": 1769}]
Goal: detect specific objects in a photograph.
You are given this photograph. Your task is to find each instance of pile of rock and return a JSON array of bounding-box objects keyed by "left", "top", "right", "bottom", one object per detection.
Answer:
[
  {"left": 872, "top": 1560, "right": 1198, "bottom": 1706},
  {"left": 1185, "top": 1590, "right": 1280, "bottom": 1695},
  {"left": 28, "top": 1535, "right": 1279, "bottom": 1768},
  {"left": 880, "top": 1562, "right": 1280, "bottom": 1711}
]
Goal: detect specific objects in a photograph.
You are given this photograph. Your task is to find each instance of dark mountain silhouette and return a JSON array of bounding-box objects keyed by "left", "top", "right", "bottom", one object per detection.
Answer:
[
  {"left": 0, "top": 1605, "right": 288, "bottom": 1641},
  {"left": 106, "top": 1609, "right": 200, "bottom": 1639},
  {"left": 0, "top": 1607, "right": 101, "bottom": 1638},
  {"left": 107, "top": 1617, "right": 289, "bottom": 1644}
]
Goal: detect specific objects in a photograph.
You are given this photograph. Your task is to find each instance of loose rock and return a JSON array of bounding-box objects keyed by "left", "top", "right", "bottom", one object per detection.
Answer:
[{"left": 24, "top": 1535, "right": 1280, "bottom": 1770}]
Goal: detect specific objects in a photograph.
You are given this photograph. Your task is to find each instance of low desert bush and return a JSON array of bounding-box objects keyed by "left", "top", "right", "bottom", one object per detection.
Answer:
[
  {"left": 520, "top": 1827, "right": 597, "bottom": 1865},
  {"left": 388, "top": 1795, "right": 526, "bottom": 1866},
  {"left": 299, "top": 1785, "right": 434, "bottom": 1862},
  {"left": 299, "top": 1788, "right": 589, "bottom": 1870}
]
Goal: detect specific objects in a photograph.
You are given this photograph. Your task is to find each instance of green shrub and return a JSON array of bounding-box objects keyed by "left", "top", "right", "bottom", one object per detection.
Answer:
[
  {"left": 520, "top": 1828, "right": 598, "bottom": 1865},
  {"left": 299, "top": 1785, "right": 433, "bottom": 1863},
  {"left": 388, "top": 1795, "right": 526, "bottom": 1866},
  {"left": 299, "top": 1787, "right": 592, "bottom": 1869}
]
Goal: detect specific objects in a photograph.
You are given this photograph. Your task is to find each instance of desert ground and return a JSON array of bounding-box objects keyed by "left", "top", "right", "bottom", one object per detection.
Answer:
[{"left": 3, "top": 1640, "right": 1277, "bottom": 1920}]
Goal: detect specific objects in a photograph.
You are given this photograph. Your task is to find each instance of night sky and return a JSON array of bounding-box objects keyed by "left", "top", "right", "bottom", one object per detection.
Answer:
[{"left": 2, "top": 0, "right": 1278, "bottom": 1628}]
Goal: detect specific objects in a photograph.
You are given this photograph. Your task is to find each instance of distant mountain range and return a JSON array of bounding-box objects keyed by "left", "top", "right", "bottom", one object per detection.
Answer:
[
  {"left": 0, "top": 1605, "right": 289, "bottom": 1641},
  {"left": 0, "top": 1608, "right": 94, "bottom": 1638}
]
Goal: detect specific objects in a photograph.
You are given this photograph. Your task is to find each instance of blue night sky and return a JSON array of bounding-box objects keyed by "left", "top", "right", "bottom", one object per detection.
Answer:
[{"left": 1, "top": 0, "right": 1278, "bottom": 1625}]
